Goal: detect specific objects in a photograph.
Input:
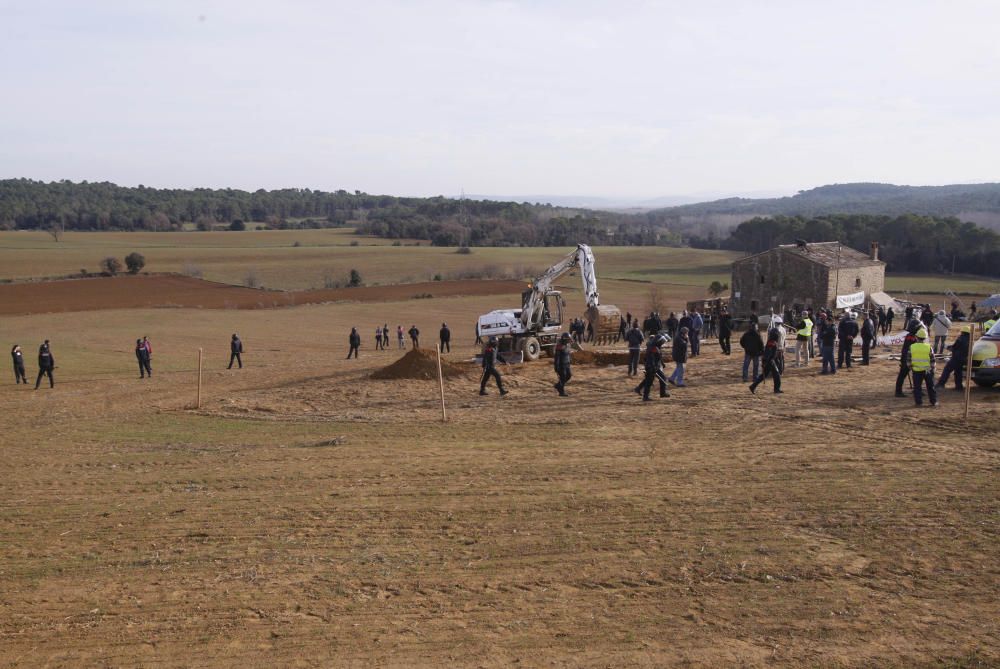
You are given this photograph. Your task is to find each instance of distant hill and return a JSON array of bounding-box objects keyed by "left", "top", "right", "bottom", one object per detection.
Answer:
[{"left": 646, "top": 182, "right": 1000, "bottom": 231}]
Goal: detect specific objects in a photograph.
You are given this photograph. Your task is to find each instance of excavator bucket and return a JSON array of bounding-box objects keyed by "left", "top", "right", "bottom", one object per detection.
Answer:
[{"left": 586, "top": 304, "right": 622, "bottom": 345}]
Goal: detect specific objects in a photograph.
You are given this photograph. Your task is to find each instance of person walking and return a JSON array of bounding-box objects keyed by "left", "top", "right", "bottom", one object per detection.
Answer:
[
  {"left": 625, "top": 319, "right": 644, "bottom": 376},
  {"left": 668, "top": 327, "right": 688, "bottom": 387},
  {"left": 885, "top": 307, "right": 895, "bottom": 334},
  {"left": 228, "top": 333, "right": 243, "bottom": 369},
  {"left": 135, "top": 338, "right": 152, "bottom": 378},
  {"left": 347, "top": 327, "right": 361, "bottom": 359},
  {"left": 936, "top": 326, "right": 970, "bottom": 391},
  {"left": 837, "top": 311, "right": 859, "bottom": 369},
  {"left": 439, "top": 323, "right": 451, "bottom": 353},
  {"left": 408, "top": 324, "right": 420, "bottom": 349},
  {"left": 616, "top": 316, "right": 626, "bottom": 343},
  {"left": 397, "top": 325, "right": 406, "bottom": 349},
  {"left": 749, "top": 329, "right": 783, "bottom": 394},
  {"left": 375, "top": 326, "right": 383, "bottom": 351},
  {"left": 795, "top": 311, "right": 813, "bottom": 367},
  {"left": 382, "top": 323, "right": 390, "bottom": 349},
  {"left": 909, "top": 329, "right": 938, "bottom": 407},
  {"left": 11, "top": 344, "right": 27, "bottom": 384},
  {"left": 818, "top": 314, "right": 837, "bottom": 374},
  {"left": 636, "top": 333, "right": 670, "bottom": 401},
  {"left": 35, "top": 340, "right": 55, "bottom": 389},
  {"left": 739, "top": 322, "right": 764, "bottom": 382},
  {"left": 894, "top": 323, "right": 921, "bottom": 397},
  {"left": 931, "top": 310, "right": 952, "bottom": 355},
  {"left": 718, "top": 309, "right": 733, "bottom": 355},
  {"left": 860, "top": 311, "right": 876, "bottom": 365},
  {"left": 689, "top": 311, "right": 703, "bottom": 356},
  {"left": 479, "top": 336, "right": 508, "bottom": 396},
  {"left": 553, "top": 332, "right": 573, "bottom": 396}
]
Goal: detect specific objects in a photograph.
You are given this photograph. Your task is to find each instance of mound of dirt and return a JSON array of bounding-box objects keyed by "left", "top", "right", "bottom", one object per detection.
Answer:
[{"left": 371, "top": 348, "right": 468, "bottom": 380}]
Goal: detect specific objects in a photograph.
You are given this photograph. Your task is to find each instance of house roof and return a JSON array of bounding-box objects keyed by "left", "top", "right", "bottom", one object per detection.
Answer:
[{"left": 735, "top": 241, "right": 884, "bottom": 269}]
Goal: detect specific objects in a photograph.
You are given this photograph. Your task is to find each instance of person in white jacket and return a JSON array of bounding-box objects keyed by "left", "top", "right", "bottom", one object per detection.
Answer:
[{"left": 931, "top": 310, "right": 952, "bottom": 355}]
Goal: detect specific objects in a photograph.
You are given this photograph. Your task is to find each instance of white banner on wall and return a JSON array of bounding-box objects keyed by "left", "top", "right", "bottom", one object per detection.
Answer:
[{"left": 835, "top": 291, "right": 865, "bottom": 308}]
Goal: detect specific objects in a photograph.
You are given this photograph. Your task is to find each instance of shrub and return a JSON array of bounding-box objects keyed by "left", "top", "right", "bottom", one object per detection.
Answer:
[
  {"left": 348, "top": 269, "right": 362, "bottom": 287},
  {"left": 244, "top": 269, "right": 260, "bottom": 288},
  {"left": 433, "top": 273, "right": 442, "bottom": 281},
  {"left": 322, "top": 270, "right": 340, "bottom": 289},
  {"left": 229, "top": 219, "right": 246, "bottom": 231},
  {"left": 292, "top": 240, "right": 302, "bottom": 247},
  {"left": 350, "top": 240, "right": 360, "bottom": 247},
  {"left": 125, "top": 252, "right": 146, "bottom": 274},
  {"left": 100, "top": 256, "right": 122, "bottom": 275},
  {"left": 456, "top": 245, "right": 472, "bottom": 254}
]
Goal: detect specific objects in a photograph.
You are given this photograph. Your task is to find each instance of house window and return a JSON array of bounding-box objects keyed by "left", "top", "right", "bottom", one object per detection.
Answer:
[
  {"left": 759, "top": 274, "right": 765, "bottom": 285},
  {"left": 855, "top": 277, "right": 862, "bottom": 288}
]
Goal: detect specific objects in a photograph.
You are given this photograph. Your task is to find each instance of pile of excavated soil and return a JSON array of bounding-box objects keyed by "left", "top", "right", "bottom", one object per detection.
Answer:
[{"left": 370, "top": 348, "right": 468, "bottom": 380}]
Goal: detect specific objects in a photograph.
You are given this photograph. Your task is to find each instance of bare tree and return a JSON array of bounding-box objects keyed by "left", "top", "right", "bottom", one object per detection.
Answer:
[
  {"left": 47, "top": 221, "right": 64, "bottom": 242},
  {"left": 647, "top": 285, "right": 666, "bottom": 315}
]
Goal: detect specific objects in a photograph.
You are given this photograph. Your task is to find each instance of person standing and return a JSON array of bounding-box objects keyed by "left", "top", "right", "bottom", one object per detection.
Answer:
[
  {"left": 837, "top": 311, "right": 859, "bottom": 369},
  {"left": 347, "top": 327, "right": 361, "bottom": 359},
  {"left": 931, "top": 310, "right": 952, "bottom": 355},
  {"left": 636, "top": 333, "right": 670, "bottom": 401},
  {"left": 885, "top": 307, "right": 895, "bottom": 334},
  {"left": 142, "top": 336, "right": 153, "bottom": 375},
  {"left": 718, "top": 309, "right": 733, "bottom": 355},
  {"left": 625, "top": 319, "right": 644, "bottom": 377},
  {"left": 382, "top": 323, "right": 390, "bottom": 349},
  {"left": 817, "top": 314, "right": 837, "bottom": 374},
  {"left": 860, "top": 311, "right": 876, "bottom": 365},
  {"left": 689, "top": 311, "right": 703, "bottom": 356},
  {"left": 668, "top": 327, "right": 688, "bottom": 387},
  {"left": 894, "top": 323, "right": 921, "bottom": 397},
  {"left": 665, "top": 312, "right": 678, "bottom": 339},
  {"left": 228, "top": 333, "right": 243, "bottom": 369},
  {"left": 749, "top": 329, "right": 783, "bottom": 394},
  {"left": 408, "top": 324, "right": 420, "bottom": 349},
  {"left": 908, "top": 329, "right": 938, "bottom": 407},
  {"left": 936, "top": 326, "right": 970, "bottom": 391},
  {"left": 616, "top": 316, "right": 626, "bottom": 343},
  {"left": 397, "top": 325, "right": 406, "bottom": 349},
  {"left": 375, "top": 326, "right": 383, "bottom": 351},
  {"left": 439, "top": 323, "right": 451, "bottom": 353},
  {"left": 479, "top": 336, "right": 508, "bottom": 396},
  {"left": 739, "top": 322, "right": 764, "bottom": 382},
  {"left": 135, "top": 338, "right": 152, "bottom": 378},
  {"left": 553, "top": 332, "right": 573, "bottom": 396},
  {"left": 11, "top": 344, "right": 27, "bottom": 384},
  {"left": 35, "top": 340, "right": 55, "bottom": 389},
  {"left": 795, "top": 311, "right": 813, "bottom": 367}
]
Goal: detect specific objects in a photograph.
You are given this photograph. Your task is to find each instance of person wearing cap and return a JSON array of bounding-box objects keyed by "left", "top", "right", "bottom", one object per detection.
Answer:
[
  {"left": 936, "top": 326, "right": 971, "bottom": 391},
  {"left": 931, "top": 310, "right": 952, "bottom": 355},
  {"left": 794, "top": 310, "right": 813, "bottom": 367},
  {"left": 135, "top": 338, "right": 152, "bottom": 378},
  {"left": 894, "top": 322, "right": 921, "bottom": 397},
  {"left": 837, "top": 311, "right": 859, "bottom": 369},
  {"left": 908, "top": 329, "right": 937, "bottom": 406},
  {"left": 347, "top": 327, "right": 361, "bottom": 359},
  {"left": 479, "top": 336, "right": 508, "bottom": 396},
  {"left": 625, "top": 319, "right": 644, "bottom": 376},
  {"left": 635, "top": 333, "right": 670, "bottom": 401},
  {"left": 11, "top": 344, "right": 27, "bottom": 384},
  {"left": 739, "top": 322, "right": 764, "bottom": 382},
  {"left": 35, "top": 340, "right": 55, "bottom": 389},
  {"left": 553, "top": 332, "right": 573, "bottom": 396},
  {"left": 228, "top": 333, "right": 244, "bottom": 369},
  {"left": 749, "top": 329, "right": 783, "bottom": 395},
  {"left": 668, "top": 327, "right": 688, "bottom": 387}
]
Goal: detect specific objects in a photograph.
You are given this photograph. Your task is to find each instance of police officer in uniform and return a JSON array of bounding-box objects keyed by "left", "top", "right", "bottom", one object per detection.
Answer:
[
  {"left": 625, "top": 319, "right": 645, "bottom": 376},
  {"left": 795, "top": 311, "right": 813, "bottom": 366},
  {"left": 908, "top": 329, "right": 937, "bottom": 407},
  {"left": 936, "top": 326, "right": 970, "bottom": 391},
  {"left": 553, "top": 332, "right": 573, "bottom": 396},
  {"left": 635, "top": 333, "right": 670, "bottom": 401},
  {"left": 479, "top": 336, "right": 508, "bottom": 396},
  {"left": 35, "top": 340, "right": 55, "bottom": 389}
]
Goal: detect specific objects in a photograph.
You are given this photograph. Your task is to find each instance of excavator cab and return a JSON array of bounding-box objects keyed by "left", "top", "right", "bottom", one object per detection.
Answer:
[{"left": 543, "top": 291, "right": 564, "bottom": 327}]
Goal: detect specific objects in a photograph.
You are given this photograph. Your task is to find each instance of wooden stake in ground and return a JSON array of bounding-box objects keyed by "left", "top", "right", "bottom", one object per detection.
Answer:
[
  {"left": 436, "top": 344, "right": 447, "bottom": 422},
  {"left": 197, "top": 347, "right": 203, "bottom": 410},
  {"left": 964, "top": 323, "right": 976, "bottom": 420}
]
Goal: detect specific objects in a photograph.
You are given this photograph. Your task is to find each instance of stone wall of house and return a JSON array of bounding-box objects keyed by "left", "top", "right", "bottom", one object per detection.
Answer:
[
  {"left": 731, "top": 250, "right": 829, "bottom": 316},
  {"left": 827, "top": 263, "right": 886, "bottom": 306}
]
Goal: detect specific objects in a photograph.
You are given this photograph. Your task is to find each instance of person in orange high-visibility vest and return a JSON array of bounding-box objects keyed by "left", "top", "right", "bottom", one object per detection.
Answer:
[{"left": 908, "top": 329, "right": 937, "bottom": 407}]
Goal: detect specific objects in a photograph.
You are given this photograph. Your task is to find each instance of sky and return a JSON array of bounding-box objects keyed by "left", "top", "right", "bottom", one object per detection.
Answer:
[{"left": 2, "top": 0, "right": 999, "bottom": 201}]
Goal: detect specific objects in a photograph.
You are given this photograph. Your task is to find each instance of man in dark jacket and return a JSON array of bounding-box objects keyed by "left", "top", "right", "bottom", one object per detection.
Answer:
[
  {"left": 616, "top": 316, "right": 626, "bottom": 343},
  {"left": 668, "top": 327, "right": 688, "bottom": 387},
  {"left": 408, "top": 325, "right": 420, "bottom": 349},
  {"left": 837, "top": 312, "right": 859, "bottom": 369},
  {"left": 749, "top": 329, "right": 783, "bottom": 394},
  {"left": 678, "top": 311, "right": 693, "bottom": 336},
  {"left": 718, "top": 309, "right": 733, "bottom": 355},
  {"left": 135, "top": 338, "right": 152, "bottom": 378},
  {"left": 347, "top": 327, "right": 361, "bottom": 359},
  {"left": 553, "top": 332, "right": 573, "bottom": 396},
  {"left": 894, "top": 322, "right": 921, "bottom": 397},
  {"left": 935, "top": 326, "right": 970, "bottom": 390},
  {"left": 739, "top": 323, "right": 764, "bottom": 382},
  {"left": 860, "top": 311, "right": 876, "bottom": 365},
  {"left": 816, "top": 316, "right": 837, "bottom": 374},
  {"left": 665, "top": 312, "right": 679, "bottom": 339},
  {"left": 35, "top": 340, "right": 55, "bottom": 389},
  {"left": 479, "top": 336, "right": 508, "bottom": 396},
  {"left": 439, "top": 323, "right": 451, "bottom": 353},
  {"left": 625, "top": 319, "right": 645, "bottom": 376},
  {"left": 635, "top": 334, "right": 669, "bottom": 401},
  {"left": 11, "top": 344, "right": 27, "bottom": 384},
  {"left": 229, "top": 333, "right": 243, "bottom": 369}
]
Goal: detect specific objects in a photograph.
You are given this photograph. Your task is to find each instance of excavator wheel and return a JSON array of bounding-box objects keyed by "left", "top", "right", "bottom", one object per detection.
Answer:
[{"left": 520, "top": 336, "right": 541, "bottom": 361}]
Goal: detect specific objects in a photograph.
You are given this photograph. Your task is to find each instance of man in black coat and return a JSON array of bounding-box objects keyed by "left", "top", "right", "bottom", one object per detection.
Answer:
[
  {"left": 135, "top": 338, "right": 152, "bottom": 378},
  {"left": 553, "top": 332, "right": 573, "bottom": 396},
  {"left": 635, "top": 333, "right": 670, "bottom": 401},
  {"left": 35, "top": 340, "right": 55, "bottom": 389},
  {"left": 439, "top": 323, "right": 451, "bottom": 353},
  {"left": 11, "top": 344, "right": 27, "bottom": 384},
  {"left": 665, "top": 312, "right": 679, "bottom": 339},
  {"left": 625, "top": 319, "right": 645, "bottom": 376},
  {"left": 936, "top": 327, "right": 970, "bottom": 390},
  {"left": 860, "top": 311, "right": 876, "bottom": 365},
  {"left": 749, "top": 330, "right": 783, "bottom": 394},
  {"left": 347, "top": 327, "right": 361, "bottom": 359},
  {"left": 408, "top": 325, "right": 420, "bottom": 349},
  {"left": 718, "top": 309, "right": 733, "bottom": 355},
  {"left": 229, "top": 333, "right": 244, "bottom": 369},
  {"left": 894, "top": 322, "right": 920, "bottom": 397},
  {"left": 837, "top": 312, "right": 859, "bottom": 369},
  {"left": 739, "top": 323, "right": 764, "bottom": 382},
  {"left": 479, "top": 336, "right": 508, "bottom": 396}
]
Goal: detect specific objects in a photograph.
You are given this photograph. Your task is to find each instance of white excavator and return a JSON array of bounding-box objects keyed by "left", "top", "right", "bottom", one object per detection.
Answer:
[{"left": 476, "top": 244, "right": 622, "bottom": 360}]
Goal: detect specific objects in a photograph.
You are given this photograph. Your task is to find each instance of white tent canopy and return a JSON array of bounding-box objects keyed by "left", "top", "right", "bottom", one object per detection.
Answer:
[{"left": 870, "top": 291, "right": 904, "bottom": 312}]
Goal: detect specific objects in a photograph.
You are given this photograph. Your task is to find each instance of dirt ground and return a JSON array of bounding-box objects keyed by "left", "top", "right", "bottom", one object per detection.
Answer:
[{"left": 1, "top": 285, "right": 998, "bottom": 667}]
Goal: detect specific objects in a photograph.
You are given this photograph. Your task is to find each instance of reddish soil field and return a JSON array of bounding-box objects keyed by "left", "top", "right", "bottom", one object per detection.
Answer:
[{"left": 0, "top": 275, "right": 525, "bottom": 316}]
